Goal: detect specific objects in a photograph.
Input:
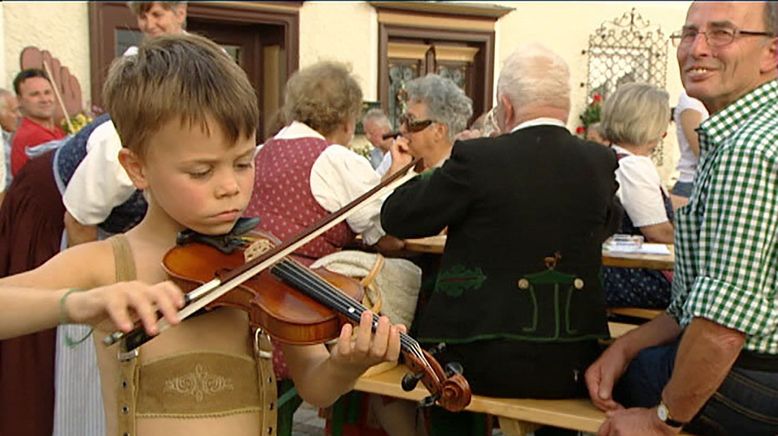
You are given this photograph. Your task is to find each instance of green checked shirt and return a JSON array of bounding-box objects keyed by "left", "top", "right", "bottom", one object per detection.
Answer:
[{"left": 667, "top": 79, "right": 778, "bottom": 354}]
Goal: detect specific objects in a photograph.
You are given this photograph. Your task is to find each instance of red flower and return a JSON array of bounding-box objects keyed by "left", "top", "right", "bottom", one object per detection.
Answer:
[
  {"left": 576, "top": 126, "right": 586, "bottom": 134},
  {"left": 592, "top": 93, "right": 602, "bottom": 103}
]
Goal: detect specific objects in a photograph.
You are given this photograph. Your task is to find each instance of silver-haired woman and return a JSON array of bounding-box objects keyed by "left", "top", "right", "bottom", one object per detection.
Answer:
[
  {"left": 396, "top": 74, "right": 473, "bottom": 171},
  {"left": 601, "top": 82, "right": 673, "bottom": 308}
]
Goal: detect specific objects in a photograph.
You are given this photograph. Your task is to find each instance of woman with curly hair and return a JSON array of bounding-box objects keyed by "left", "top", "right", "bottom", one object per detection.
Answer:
[{"left": 245, "top": 61, "right": 414, "bottom": 436}]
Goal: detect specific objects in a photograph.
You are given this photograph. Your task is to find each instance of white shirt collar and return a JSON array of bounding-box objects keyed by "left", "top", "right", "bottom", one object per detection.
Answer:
[
  {"left": 509, "top": 117, "right": 567, "bottom": 133},
  {"left": 611, "top": 144, "right": 634, "bottom": 156},
  {"left": 274, "top": 121, "right": 326, "bottom": 140}
]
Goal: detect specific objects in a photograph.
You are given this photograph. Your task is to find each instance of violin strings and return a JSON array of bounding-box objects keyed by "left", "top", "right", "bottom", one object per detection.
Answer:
[
  {"left": 275, "top": 260, "right": 431, "bottom": 372},
  {"left": 272, "top": 260, "right": 429, "bottom": 365}
]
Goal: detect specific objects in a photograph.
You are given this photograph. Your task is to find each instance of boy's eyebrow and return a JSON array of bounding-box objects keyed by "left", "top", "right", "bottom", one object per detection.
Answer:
[{"left": 182, "top": 147, "right": 256, "bottom": 165}]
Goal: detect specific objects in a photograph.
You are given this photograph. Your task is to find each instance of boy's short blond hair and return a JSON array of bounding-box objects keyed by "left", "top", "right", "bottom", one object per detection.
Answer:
[
  {"left": 103, "top": 33, "right": 258, "bottom": 157},
  {"left": 281, "top": 61, "right": 363, "bottom": 137}
]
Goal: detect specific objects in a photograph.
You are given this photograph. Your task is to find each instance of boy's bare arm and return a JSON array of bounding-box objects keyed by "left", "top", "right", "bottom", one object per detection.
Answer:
[
  {"left": 282, "top": 310, "right": 402, "bottom": 407},
  {"left": 0, "top": 241, "right": 184, "bottom": 340}
]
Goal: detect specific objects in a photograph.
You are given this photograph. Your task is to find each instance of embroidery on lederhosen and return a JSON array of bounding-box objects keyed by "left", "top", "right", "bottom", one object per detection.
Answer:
[
  {"left": 516, "top": 253, "right": 585, "bottom": 337},
  {"left": 436, "top": 265, "right": 487, "bottom": 297}
]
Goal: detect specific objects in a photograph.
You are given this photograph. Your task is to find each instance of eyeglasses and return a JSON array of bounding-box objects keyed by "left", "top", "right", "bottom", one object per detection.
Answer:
[
  {"left": 670, "top": 26, "right": 775, "bottom": 48},
  {"left": 399, "top": 113, "right": 435, "bottom": 133}
]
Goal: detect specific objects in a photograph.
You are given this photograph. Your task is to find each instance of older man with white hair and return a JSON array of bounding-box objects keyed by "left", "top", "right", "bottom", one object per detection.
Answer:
[{"left": 382, "top": 44, "right": 621, "bottom": 429}]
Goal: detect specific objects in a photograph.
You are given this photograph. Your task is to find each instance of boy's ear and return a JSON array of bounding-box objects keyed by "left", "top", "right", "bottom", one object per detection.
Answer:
[{"left": 118, "top": 148, "right": 148, "bottom": 190}]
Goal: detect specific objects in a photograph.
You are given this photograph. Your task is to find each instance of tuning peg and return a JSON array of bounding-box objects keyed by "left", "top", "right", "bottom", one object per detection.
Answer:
[
  {"left": 444, "top": 362, "right": 464, "bottom": 377},
  {"left": 427, "top": 343, "right": 446, "bottom": 356},
  {"left": 401, "top": 372, "right": 425, "bottom": 391},
  {"left": 419, "top": 393, "right": 440, "bottom": 408}
]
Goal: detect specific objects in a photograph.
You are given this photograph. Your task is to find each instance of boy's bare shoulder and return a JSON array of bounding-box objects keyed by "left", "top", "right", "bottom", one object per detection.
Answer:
[
  {"left": 0, "top": 239, "right": 120, "bottom": 289},
  {"left": 62, "top": 239, "right": 119, "bottom": 286}
]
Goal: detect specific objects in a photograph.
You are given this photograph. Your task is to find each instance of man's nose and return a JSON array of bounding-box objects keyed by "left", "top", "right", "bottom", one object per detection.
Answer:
[{"left": 688, "top": 32, "right": 712, "bottom": 57}]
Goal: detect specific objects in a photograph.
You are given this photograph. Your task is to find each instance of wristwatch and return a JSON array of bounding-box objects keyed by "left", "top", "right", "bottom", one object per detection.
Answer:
[{"left": 657, "top": 401, "right": 687, "bottom": 428}]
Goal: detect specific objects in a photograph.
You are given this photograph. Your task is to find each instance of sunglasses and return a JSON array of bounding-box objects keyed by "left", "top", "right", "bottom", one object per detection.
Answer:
[{"left": 399, "top": 113, "right": 435, "bottom": 133}]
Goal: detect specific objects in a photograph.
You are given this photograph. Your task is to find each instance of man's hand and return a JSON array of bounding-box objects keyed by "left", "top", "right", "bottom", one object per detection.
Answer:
[
  {"left": 385, "top": 137, "right": 414, "bottom": 177},
  {"left": 374, "top": 235, "right": 405, "bottom": 253},
  {"left": 598, "top": 407, "right": 679, "bottom": 436},
  {"left": 64, "top": 210, "right": 98, "bottom": 247},
  {"left": 586, "top": 340, "right": 631, "bottom": 411}
]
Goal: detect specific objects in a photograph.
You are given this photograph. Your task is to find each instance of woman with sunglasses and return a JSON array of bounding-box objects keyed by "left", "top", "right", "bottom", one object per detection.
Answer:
[{"left": 396, "top": 74, "right": 473, "bottom": 172}]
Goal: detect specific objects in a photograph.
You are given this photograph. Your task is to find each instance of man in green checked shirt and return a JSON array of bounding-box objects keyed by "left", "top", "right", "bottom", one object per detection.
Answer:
[{"left": 585, "top": 1, "right": 778, "bottom": 435}]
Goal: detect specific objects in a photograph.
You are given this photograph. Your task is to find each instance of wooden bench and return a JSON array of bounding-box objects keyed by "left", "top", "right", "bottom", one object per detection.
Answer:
[{"left": 354, "top": 323, "right": 658, "bottom": 436}]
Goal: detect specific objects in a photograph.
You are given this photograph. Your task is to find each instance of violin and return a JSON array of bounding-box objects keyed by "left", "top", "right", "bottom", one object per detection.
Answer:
[{"left": 103, "top": 157, "right": 472, "bottom": 411}]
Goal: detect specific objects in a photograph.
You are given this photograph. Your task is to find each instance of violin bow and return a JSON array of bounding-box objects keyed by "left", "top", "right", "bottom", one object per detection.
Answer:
[{"left": 103, "top": 157, "right": 421, "bottom": 348}]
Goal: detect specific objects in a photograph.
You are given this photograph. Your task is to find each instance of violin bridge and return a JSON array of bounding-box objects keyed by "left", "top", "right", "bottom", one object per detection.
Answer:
[{"left": 244, "top": 238, "right": 274, "bottom": 263}]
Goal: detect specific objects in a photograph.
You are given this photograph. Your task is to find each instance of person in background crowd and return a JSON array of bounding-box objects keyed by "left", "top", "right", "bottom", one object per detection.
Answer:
[
  {"left": 382, "top": 44, "right": 621, "bottom": 436},
  {"left": 669, "top": 90, "right": 708, "bottom": 209},
  {"left": 10, "top": 69, "right": 65, "bottom": 176},
  {"left": 0, "top": 88, "right": 20, "bottom": 205},
  {"left": 246, "top": 60, "right": 411, "bottom": 436},
  {"left": 123, "top": 1, "right": 187, "bottom": 55},
  {"left": 600, "top": 83, "right": 674, "bottom": 309},
  {"left": 586, "top": 122, "right": 608, "bottom": 145},
  {"left": 362, "top": 108, "right": 394, "bottom": 174},
  {"left": 587, "top": 2, "right": 778, "bottom": 434},
  {"left": 396, "top": 73, "right": 473, "bottom": 172}
]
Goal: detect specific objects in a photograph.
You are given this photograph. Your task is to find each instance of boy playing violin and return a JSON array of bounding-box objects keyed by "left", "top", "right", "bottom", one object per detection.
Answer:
[{"left": 0, "top": 33, "right": 402, "bottom": 436}]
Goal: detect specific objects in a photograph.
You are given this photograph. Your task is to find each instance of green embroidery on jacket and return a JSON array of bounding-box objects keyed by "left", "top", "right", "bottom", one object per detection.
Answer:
[{"left": 436, "top": 265, "right": 486, "bottom": 297}]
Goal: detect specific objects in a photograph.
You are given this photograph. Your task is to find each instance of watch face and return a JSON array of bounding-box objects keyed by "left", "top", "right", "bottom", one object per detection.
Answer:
[{"left": 658, "top": 404, "right": 669, "bottom": 421}]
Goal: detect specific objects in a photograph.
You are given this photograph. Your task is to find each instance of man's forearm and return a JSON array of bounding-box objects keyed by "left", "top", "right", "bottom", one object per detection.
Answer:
[
  {"left": 662, "top": 317, "right": 744, "bottom": 423},
  {"left": 617, "top": 312, "right": 682, "bottom": 360}
]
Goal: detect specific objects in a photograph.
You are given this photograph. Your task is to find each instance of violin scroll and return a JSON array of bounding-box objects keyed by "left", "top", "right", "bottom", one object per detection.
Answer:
[{"left": 402, "top": 346, "right": 471, "bottom": 412}]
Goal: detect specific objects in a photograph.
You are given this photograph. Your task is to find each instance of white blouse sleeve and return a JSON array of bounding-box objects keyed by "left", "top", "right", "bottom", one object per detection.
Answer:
[
  {"left": 310, "top": 145, "right": 386, "bottom": 245},
  {"left": 615, "top": 155, "right": 669, "bottom": 228},
  {"left": 62, "top": 122, "right": 136, "bottom": 225}
]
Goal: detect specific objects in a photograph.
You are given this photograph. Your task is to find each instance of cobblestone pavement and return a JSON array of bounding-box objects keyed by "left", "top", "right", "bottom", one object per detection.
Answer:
[{"left": 291, "top": 402, "right": 325, "bottom": 436}]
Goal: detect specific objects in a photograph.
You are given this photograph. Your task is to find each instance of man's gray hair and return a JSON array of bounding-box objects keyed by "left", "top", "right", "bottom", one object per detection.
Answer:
[
  {"left": 362, "top": 108, "right": 391, "bottom": 129},
  {"left": 497, "top": 43, "right": 570, "bottom": 112},
  {"left": 766, "top": 1, "right": 778, "bottom": 36},
  {"left": 405, "top": 74, "right": 473, "bottom": 142},
  {"left": 601, "top": 83, "right": 669, "bottom": 146}
]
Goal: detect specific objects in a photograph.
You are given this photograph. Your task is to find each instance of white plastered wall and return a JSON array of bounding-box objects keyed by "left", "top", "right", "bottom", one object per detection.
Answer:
[
  {"left": 3, "top": 1, "right": 91, "bottom": 106},
  {"left": 299, "top": 1, "right": 379, "bottom": 101}
]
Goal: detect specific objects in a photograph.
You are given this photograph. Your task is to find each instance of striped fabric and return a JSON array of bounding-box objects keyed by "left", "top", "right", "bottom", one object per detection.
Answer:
[{"left": 52, "top": 325, "right": 105, "bottom": 436}]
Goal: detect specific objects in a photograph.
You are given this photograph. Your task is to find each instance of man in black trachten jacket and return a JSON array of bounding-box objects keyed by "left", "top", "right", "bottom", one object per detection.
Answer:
[{"left": 382, "top": 43, "right": 622, "bottom": 399}]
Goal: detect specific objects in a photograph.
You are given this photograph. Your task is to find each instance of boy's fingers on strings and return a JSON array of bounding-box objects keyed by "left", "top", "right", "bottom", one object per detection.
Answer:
[
  {"left": 353, "top": 310, "right": 375, "bottom": 357},
  {"left": 368, "top": 315, "right": 391, "bottom": 359},
  {"left": 336, "top": 322, "right": 355, "bottom": 357},
  {"left": 386, "top": 325, "right": 401, "bottom": 362}
]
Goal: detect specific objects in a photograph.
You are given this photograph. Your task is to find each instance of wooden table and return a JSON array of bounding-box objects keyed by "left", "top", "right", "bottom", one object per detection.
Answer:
[
  {"left": 403, "top": 235, "right": 674, "bottom": 270},
  {"left": 601, "top": 244, "right": 674, "bottom": 270}
]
